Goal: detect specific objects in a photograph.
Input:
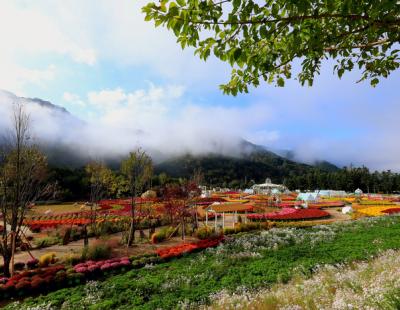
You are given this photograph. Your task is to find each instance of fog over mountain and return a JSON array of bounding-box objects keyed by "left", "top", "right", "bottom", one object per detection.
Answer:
[{"left": 0, "top": 89, "right": 280, "bottom": 166}]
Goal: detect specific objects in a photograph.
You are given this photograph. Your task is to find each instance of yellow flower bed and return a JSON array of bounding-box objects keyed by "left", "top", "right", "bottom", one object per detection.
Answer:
[
  {"left": 359, "top": 200, "right": 395, "bottom": 205},
  {"left": 356, "top": 205, "right": 395, "bottom": 217},
  {"left": 224, "top": 199, "right": 249, "bottom": 203}
]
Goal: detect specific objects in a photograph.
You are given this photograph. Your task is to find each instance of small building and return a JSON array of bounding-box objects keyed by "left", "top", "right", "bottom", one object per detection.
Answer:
[
  {"left": 355, "top": 188, "right": 363, "bottom": 196},
  {"left": 252, "top": 178, "right": 287, "bottom": 195}
]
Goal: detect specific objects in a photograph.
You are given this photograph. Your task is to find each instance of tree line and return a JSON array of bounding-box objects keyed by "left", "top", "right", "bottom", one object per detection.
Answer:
[{"left": 283, "top": 167, "right": 400, "bottom": 193}]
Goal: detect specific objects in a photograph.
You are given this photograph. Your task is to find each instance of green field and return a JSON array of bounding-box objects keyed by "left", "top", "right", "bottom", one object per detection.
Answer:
[{"left": 7, "top": 216, "right": 400, "bottom": 310}]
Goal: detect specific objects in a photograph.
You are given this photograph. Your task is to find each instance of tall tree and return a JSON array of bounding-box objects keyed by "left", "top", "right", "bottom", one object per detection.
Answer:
[
  {"left": 143, "top": 0, "right": 400, "bottom": 95},
  {"left": 121, "top": 149, "right": 153, "bottom": 246},
  {"left": 0, "top": 104, "right": 50, "bottom": 276},
  {"left": 85, "top": 161, "right": 114, "bottom": 245}
]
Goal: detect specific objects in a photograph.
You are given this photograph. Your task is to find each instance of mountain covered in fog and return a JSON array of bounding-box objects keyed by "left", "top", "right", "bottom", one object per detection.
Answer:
[{"left": 0, "top": 90, "right": 338, "bottom": 178}]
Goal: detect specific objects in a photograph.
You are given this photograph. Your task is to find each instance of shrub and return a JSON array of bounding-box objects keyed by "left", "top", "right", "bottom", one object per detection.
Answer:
[
  {"left": 31, "top": 277, "right": 45, "bottom": 290},
  {"left": 15, "top": 279, "right": 30, "bottom": 291},
  {"left": 62, "top": 227, "right": 72, "bottom": 245},
  {"left": 151, "top": 227, "right": 175, "bottom": 244},
  {"left": 223, "top": 227, "right": 236, "bottom": 235},
  {"left": 223, "top": 222, "right": 271, "bottom": 235},
  {"left": 26, "top": 258, "right": 39, "bottom": 269},
  {"left": 13, "top": 262, "right": 25, "bottom": 271},
  {"left": 63, "top": 254, "right": 82, "bottom": 266},
  {"left": 195, "top": 226, "right": 220, "bottom": 240},
  {"left": 39, "top": 253, "right": 57, "bottom": 267},
  {"left": 34, "top": 236, "right": 61, "bottom": 249},
  {"left": 81, "top": 241, "right": 112, "bottom": 261}
]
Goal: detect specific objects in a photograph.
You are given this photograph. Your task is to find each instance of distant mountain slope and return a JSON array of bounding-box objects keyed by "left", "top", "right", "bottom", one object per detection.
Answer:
[
  {"left": 0, "top": 90, "right": 339, "bottom": 182},
  {"left": 313, "top": 160, "right": 340, "bottom": 172},
  {"left": 155, "top": 147, "right": 335, "bottom": 187},
  {"left": 0, "top": 89, "right": 71, "bottom": 115}
]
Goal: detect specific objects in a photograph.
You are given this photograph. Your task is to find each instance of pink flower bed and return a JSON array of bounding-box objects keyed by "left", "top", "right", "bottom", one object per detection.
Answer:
[
  {"left": 276, "top": 202, "right": 302, "bottom": 208},
  {"left": 73, "top": 257, "right": 131, "bottom": 275}
]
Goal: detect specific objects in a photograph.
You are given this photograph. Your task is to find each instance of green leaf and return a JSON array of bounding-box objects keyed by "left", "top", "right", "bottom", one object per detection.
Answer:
[
  {"left": 371, "top": 78, "right": 379, "bottom": 87},
  {"left": 277, "top": 77, "right": 285, "bottom": 87},
  {"left": 233, "top": 48, "right": 242, "bottom": 61}
]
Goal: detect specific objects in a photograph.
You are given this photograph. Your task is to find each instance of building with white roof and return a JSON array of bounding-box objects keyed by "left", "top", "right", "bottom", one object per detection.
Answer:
[{"left": 252, "top": 178, "right": 288, "bottom": 195}]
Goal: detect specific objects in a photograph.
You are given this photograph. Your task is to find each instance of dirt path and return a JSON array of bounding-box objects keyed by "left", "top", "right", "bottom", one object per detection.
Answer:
[{"left": 325, "top": 208, "right": 352, "bottom": 221}]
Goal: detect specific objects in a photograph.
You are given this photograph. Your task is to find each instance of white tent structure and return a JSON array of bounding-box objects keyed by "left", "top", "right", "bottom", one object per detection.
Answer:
[
  {"left": 252, "top": 178, "right": 287, "bottom": 195},
  {"left": 244, "top": 188, "right": 254, "bottom": 194},
  {"left": 318, "top": 190, "right": 347, "bottom": 197},
  {"left": 297, "top": 192, "right": 320, "bottom": 202},
  {"left": 342, "top": 206, "right": 353, "bottom": 214},
  {"left": 355, "top": 188, "right": 363, "bottom": 195}
]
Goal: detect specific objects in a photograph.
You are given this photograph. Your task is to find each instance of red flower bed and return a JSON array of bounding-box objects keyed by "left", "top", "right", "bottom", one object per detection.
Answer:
[
  {"left": 222, "top": 191, "right": 240, "bottom": 195},
  {"left": 0, "top": 265, "right": 66, "bottom": 298},
  {"left": 156, "top": 237, "right": 224, "bottom": 259},
  {"left": 276, "top": 201, "right": 302, "bottom": 208},
  {"left": 382, "top": 208, "right": 400, "bottom": 214},
  {"left": 247, "top": 208, "right": 330, "bottom": 221},
  {"left": 194, "top": 197, "right": 227, "bottom": 204},
  {"left": 308, "top": 201, "right": 345, "bottom": 209},
  {"left": 281, "top": 195, "right": 297, "bottom": 201},
  {"left": 26, "top": 218, "right": 91, "bottom": 230}
]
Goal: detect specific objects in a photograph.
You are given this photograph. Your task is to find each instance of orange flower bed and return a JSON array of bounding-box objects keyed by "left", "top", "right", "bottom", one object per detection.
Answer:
[{"left": 156, "top": 237, "right": 224, "bottom": 259}]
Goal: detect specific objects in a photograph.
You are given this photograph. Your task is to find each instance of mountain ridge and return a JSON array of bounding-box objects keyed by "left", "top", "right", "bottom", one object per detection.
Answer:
[{"left": 0, "top": 90, "right": 339, "bottom": 180}]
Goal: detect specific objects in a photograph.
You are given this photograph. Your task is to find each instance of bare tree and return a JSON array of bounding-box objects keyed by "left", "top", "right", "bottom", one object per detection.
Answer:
[
  {"left": 121, "top": 148, "right": 153, "bottom": 246},
  {"left": 0, "top": 103, "right": 50, "bottom": 276},
  {"left": 162, "top": 176, "right": 201, "bottom": 240}
]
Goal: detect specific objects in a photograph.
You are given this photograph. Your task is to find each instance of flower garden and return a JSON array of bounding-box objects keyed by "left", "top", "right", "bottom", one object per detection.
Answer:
[
  {"left": 5, "top": 215, "right": 400, "bottom": 309},
  {"left": 2, "top": 190, "right": 400, "bottom": 308}
]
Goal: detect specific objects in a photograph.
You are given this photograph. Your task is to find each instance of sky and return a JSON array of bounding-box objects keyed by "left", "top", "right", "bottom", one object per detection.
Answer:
[{"left": 0, "top": 0, "right": 399, "bottom": 171}]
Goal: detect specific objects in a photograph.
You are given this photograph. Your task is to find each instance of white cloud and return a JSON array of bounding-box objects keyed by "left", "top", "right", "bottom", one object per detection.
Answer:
[
  {"left": 0, "top": 86, "right": 273, "bottom": 159},
  {"left": 63, "top": 92, "right": 86, "bottom": 107},
  {"left": 248, "top": 130, "right": 280, "bottom": 145},
  {"left": 88, "top": 88, "right": 127, "bottom": 108},
  {"left": 0, "top": 0, "right": 228, "bottom": 95},
  {"left": 0, "top": 62, "right": 56, "bottom": 95},
  {"left": 0, "top": 0, "right": 96, "bottom": 94}
]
